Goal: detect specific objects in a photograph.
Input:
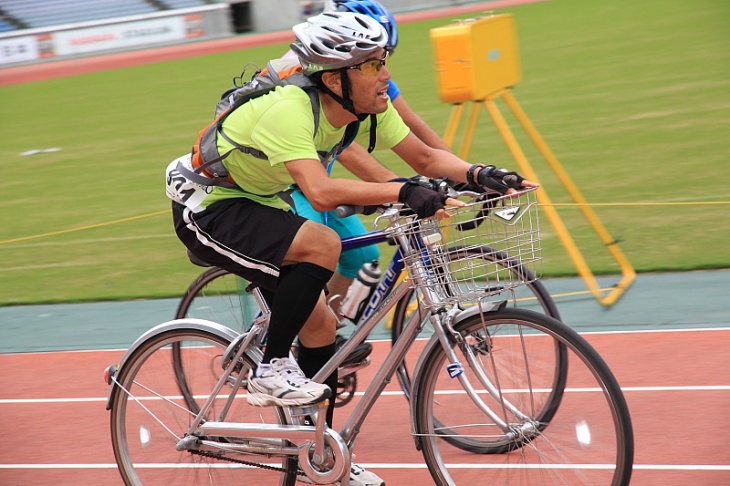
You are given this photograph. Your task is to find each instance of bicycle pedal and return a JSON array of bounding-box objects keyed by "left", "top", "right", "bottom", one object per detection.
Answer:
[
  {"left": 289, "top": 399, "right": 330, "bottom": 417},
  {"left": 339, "top": 357, "right": 370, "bottom": 375}
]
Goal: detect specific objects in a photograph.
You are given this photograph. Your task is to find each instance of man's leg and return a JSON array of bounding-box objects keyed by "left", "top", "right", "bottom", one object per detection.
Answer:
[
  {"left": 174, "top": 201, "right": 340, "bottom": 408},
  {"left": 247, "top": 221, "right": 341, "bottom": 407}
]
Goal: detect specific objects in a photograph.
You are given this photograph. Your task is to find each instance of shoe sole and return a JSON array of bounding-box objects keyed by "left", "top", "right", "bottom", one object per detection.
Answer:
[{"left": 246, "top": 388, "right": 332, "bottom": 407}]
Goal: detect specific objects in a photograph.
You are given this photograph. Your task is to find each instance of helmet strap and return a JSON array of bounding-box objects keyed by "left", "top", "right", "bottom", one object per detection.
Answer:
[{"left": 316, "top": 69, "right": 378, "bottom": 152}]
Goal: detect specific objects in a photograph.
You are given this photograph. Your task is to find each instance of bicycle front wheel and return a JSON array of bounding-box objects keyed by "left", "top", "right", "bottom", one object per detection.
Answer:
[
  {"left": 109, "top": 326, "right": 297, "bottom": 485},
  {"left": 391, "top": 246, "right": 561, "bottom": 401},
  {"left": 413, "top": 308, "right": 633, "bottom": 485}
]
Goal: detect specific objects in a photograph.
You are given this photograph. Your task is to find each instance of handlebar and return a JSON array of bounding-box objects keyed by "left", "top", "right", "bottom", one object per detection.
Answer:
[
  {"left": 335, "top": 205, "right": 375, "bottom": 219},
  {"left": 335, "top": 176, "right": 486, "bottom": 219}
]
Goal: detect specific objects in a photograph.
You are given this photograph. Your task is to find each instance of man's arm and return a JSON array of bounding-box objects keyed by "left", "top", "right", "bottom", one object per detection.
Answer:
[
  {"left": 390, "top": 131, "right": 474, "bottom": 183},
  {"left": 336, "top": 142, "right": 397, "bottom": 182},
  {"left": 392, "top": 95, "right": 452, "bottom": 153},
  {"left": 286, "top": 157, "right": 402, "bottom": 212}
]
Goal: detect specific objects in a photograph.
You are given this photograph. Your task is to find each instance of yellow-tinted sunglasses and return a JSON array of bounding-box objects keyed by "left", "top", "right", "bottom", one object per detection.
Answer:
[{"left": 348, "top": 51, "right": 389, "bottom": 76}]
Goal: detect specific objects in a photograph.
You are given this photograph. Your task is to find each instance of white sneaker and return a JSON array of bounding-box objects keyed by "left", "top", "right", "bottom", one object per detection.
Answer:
[
  {"left": 298, "top": 463, "right": 385, "bottom": 486},
  {"left": 247, "top": 357, "right": 331, "bottom": 407},
  {"left": 347, "top": 463, "right": 385, "bottom": 486}
]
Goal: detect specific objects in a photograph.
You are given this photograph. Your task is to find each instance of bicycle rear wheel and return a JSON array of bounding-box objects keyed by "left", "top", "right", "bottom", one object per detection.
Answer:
[
  {"left": 109, "top": 326, "right": 297, "bottom": 485},
  {"left": 175, "top": 267, "right": 253, "bottom": 330},
  {"left": 175, "top": 267, "right": 357, "bottom": 408},
  {"left": 413, "top": 308, "right": 633, "bottom": 485}
]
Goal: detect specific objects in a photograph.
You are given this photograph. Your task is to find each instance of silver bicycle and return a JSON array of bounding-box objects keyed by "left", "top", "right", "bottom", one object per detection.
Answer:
[{"left": 105, "top": 188, "right": 634, "bottom": 485}]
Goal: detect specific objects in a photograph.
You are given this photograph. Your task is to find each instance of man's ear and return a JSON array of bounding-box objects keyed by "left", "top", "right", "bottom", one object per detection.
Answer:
[{"left": 321, "top": 71, "right": 343, "bottom": 96}]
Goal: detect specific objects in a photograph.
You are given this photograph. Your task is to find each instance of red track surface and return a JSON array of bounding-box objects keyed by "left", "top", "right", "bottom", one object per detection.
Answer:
[{"left": 1, "top": 330, "right": 729, "bottom": 485}]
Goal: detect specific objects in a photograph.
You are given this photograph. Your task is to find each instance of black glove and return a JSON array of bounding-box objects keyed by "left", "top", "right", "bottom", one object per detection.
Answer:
[
  {"left": 398, "top": 180, "right": 448, "bottom": 219},
  {"left": 476, "top": 165, "right": 525, "bottom": 194}
]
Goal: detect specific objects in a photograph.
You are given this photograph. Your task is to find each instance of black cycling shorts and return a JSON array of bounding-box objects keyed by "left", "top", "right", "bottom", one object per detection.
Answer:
[{"left": 172, "top": 199, "right": 307, "bottom": 291}]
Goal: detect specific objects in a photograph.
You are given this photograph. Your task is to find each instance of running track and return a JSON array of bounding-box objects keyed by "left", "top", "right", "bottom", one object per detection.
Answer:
[{"left": 1, "top": 329, "right": 729, "bottom": 485}]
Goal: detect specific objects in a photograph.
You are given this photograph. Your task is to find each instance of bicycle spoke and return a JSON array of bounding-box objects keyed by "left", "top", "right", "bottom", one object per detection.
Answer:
[{"left": 414, "top": 309, "right": 633, "bottom": 485}]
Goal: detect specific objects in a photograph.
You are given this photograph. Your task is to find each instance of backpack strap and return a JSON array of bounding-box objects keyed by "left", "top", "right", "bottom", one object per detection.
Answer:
[
  {"left": 366, "top": 114, "right": 377, "bottom": 153},
  {"left": 217, "top": 82, "right": 322, "bottom": 163},
  {"left": 177, "top": 156, "right": 239, "bottom": 189}
]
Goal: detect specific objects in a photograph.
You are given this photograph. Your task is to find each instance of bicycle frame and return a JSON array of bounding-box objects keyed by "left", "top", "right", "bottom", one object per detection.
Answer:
[
  {"left": 185, "top": 206, "right": 516, "bottom": 458},
  {"left": 241, "top": 227, "right": 402, "bottom": 340},
  {"left": 339, "top": 228, "right": 406, "bottom": 327}
]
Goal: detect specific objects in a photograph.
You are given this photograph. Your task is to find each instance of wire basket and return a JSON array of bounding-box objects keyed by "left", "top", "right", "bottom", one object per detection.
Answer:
[{"left": 396, "top": 188, "right": 542, "bottom": 306}]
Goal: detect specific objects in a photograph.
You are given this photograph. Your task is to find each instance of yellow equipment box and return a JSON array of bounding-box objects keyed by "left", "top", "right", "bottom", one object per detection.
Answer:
[{"left": 430, "top": 14, "right": 521, "bottom": 103}]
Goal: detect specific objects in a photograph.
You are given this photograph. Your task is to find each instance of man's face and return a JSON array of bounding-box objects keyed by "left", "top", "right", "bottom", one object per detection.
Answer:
[{"left": 345, "top": 49, "right": 392, "bottom": 115}]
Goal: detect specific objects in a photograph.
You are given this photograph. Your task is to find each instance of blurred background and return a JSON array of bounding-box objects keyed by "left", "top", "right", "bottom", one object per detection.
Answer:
[{"left": 1, "top": 0, "right": 728, "bottom": 306}]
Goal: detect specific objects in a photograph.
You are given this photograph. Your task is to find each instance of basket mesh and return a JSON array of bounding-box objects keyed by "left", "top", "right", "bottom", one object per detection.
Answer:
[{"left": 397, "top": 188, "right": 542, "bottom": 306}]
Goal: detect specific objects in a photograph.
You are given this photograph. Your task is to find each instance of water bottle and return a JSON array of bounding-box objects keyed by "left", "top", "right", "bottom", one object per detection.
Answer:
[{"left": 340, "top": 261, "right": 381, "bottom": 322}]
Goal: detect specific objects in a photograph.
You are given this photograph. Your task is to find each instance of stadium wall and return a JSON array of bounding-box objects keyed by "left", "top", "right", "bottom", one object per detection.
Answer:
[
  {"left": 0, "top": 1, "right": 498, "bottom": 67},
  {"left": 0, "top": 4, "right": 232, "bottom": 67}
]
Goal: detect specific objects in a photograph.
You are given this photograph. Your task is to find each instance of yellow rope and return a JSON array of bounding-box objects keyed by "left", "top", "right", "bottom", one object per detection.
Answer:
[
  {"left": 543, "top": 201, "right": 730, "bottom": 207},
  {"left": 1, "top": 200, "right": 728, "bottom": 246},
  {"left": 0, "top": 210, "right": 170, "bottom": 245}
]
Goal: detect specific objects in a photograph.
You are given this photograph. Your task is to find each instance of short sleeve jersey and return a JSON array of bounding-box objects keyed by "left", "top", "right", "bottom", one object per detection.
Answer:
[{"left": 204, "top": 84, "right": 410, "bottom": 210}]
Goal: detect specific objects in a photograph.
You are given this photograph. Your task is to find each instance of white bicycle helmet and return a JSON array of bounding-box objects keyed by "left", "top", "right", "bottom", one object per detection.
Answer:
[{"left": 291, "top": 11, "right": 388, "bottom": 75}]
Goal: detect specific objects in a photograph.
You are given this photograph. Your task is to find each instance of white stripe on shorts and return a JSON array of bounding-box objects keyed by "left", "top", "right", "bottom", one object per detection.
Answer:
[{"left": 182, "top": 207, "right": 280, "bottom": 278}]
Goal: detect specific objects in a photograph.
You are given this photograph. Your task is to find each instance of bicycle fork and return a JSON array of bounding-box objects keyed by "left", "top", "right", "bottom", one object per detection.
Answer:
[{"left": 426, "top": 306, "right": 539, "bottom": 436}]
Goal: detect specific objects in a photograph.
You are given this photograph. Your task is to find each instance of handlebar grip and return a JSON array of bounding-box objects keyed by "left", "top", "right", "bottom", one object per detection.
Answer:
[
  {"left": 336, "top": 205, "right": 381, "bottom": 218},
  {"left": 336, "top": 205, "right": 362, "bottom": 218}
]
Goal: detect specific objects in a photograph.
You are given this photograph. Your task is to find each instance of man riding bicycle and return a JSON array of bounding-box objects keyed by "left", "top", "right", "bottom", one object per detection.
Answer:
[
  {"left": 285, "top": 0, "right": 457, "bottom": 371},
  {"left": 288, "top": 0, "right": 454, "bottom": 316},
  {"left": 168, "top": 11, "right": 536, "bottom": 485}
]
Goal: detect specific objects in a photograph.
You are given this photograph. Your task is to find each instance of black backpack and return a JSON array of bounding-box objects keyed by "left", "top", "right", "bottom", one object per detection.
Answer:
[{"left": 178, "top": 57, "right": 358, "bottom": 189}]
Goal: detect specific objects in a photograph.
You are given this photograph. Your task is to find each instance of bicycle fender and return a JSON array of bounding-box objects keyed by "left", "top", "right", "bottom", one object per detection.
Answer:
[
  {"left": 105, "top": 318, "right": 240, "bottom": 410},
  {"left": 408, "top": 301, "right": 505, "bottom": 450}
]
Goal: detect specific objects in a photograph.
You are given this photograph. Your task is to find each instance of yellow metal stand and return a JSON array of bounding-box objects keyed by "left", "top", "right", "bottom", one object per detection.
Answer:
[
  {"left": 444, "top": 92, "right": 635, "bottom": 306},
  {"left": 432, "top": 14, "right": 635, "bottom": 306}
]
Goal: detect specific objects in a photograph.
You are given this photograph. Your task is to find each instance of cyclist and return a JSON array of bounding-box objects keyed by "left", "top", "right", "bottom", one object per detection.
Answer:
[
  {"left": 290, "top": 0, "right": 452, "bottom": 314},
  {"left": 169, "top": 11, "right": 535, "bottom": 485},
  {"left": 289, "top": 0, "right": 454, "bottom": 373}
]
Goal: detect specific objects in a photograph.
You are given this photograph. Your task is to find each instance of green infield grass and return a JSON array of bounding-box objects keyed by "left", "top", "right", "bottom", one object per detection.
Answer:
[{"left": 0, "top": 0, "right": 728, "bottom": 305}]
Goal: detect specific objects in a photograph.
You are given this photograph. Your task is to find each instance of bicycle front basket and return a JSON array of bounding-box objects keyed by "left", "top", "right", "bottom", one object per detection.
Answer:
[{"left": 398, "top": 188, "right": 542, "bottom": 306}]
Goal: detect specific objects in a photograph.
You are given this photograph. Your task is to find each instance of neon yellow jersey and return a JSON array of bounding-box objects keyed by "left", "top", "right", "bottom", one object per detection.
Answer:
[{"left": 202, "top": 84, "right": 410, "bottom": 210}]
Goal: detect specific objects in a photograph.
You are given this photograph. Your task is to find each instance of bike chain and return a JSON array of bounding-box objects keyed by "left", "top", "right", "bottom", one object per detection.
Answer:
[
  {"left": 189, "top": 448, "right": 289, "bottom": 474},
  {"left": 190, "top": 444, "right": 323, "bottom": 483}
]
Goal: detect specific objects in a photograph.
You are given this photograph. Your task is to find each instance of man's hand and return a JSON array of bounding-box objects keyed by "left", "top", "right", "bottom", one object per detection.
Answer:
[
  {"left": 398, "top": 180, "right": 460, "bottom": 219},
  {"left": 476, "top": 166, "right": 538, "bottom": 194}
]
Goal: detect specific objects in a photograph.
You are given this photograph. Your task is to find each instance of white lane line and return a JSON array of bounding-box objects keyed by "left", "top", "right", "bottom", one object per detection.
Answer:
[
  {"left": 0, "top": 463, "right": 729, "bottom": 471},
  {"left": 1, "top": 327, "right": 729, "bottom": 356},
  {"left": 2, "top": 385, "right": 729, "bottom": 405}
]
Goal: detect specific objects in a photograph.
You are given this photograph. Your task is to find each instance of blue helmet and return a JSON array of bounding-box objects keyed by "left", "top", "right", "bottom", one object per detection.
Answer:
[{"left": 331, "top": 0, "right": 398, "bottom": 52}]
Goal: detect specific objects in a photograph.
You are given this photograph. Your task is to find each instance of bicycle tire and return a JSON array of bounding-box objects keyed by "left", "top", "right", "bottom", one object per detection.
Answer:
[
  {"left": 109, "top": 326, "right": 297, "bottom": 486},
  {"left": 413, "top": 308, "right": 634, "bottom": 485},
  {"left": 174, "top": 266, "right": 250, "bottom": 328}
]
